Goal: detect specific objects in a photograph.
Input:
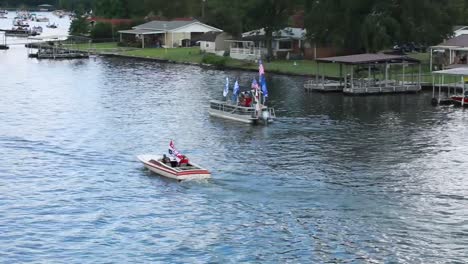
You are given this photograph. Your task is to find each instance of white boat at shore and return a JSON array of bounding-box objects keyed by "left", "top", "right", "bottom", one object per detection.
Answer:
[
  {"left": 138, "top": 155, "right": 211, "bottom": 181},
  {"left": 35, "top": 16, "right": 49, "bottom": 22}
]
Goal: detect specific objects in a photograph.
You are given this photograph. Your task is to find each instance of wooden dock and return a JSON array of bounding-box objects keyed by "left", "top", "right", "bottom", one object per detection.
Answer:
[
  {"left": 304, "top": 80, "right": 343, "bottom": 92},
  {"left": 307, "top": 53, "right": 422, "bottom": 95}
]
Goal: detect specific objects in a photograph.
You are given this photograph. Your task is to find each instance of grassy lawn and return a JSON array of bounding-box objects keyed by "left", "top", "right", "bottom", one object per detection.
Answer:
[
  {"left": 82, "top": 45, "right": 442, "bottom": 82},
  {"left": 72, "top": 42, "right": 120, "bottom": 51},
  {"left": 122, "top": 47, "right": 203, "bottom": 63}
]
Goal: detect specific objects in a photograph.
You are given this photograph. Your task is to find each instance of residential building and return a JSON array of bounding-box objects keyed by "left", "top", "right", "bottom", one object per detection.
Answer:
[
  {"left": 197, "top": 32, "right": 232, "bottom": 56},
  {"left": 118, "top": 19, "right": 222, "bottom": 49}
]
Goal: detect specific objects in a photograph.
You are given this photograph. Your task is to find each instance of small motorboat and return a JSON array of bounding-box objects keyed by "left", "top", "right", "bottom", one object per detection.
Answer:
[
  {"left": 450, "top": 90, "right": 468, "bottom": 106},
  {"left": 46, "top": 23, "right": 58, "bottom": 29},
  {"left": 137, "top": 154, "right": 211, "bottom": 181}
]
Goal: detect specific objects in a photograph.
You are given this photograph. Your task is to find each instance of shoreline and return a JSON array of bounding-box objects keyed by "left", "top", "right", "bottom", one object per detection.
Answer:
[
  {"left": 100, "top": 52, "right": 337, "bottom": 78},
  {"left": 100, "top": 53, "right": 437, "bottom": 91}
]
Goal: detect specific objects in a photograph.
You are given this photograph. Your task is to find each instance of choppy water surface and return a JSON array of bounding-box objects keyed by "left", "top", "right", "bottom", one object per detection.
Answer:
[{"left": 1, "top": 17, "right": 468, "bottom": 264}]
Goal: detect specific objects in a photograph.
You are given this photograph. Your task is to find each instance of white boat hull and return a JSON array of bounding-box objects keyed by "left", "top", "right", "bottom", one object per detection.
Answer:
[
  {"left": 208, "top": 108, "right": 255, "bottom": 123},
  {"left": 209, "top": 100, "right": 274, "bottom": 124},
  {"left": 137, "top": 154, "right": 211, "bottom": 181}
]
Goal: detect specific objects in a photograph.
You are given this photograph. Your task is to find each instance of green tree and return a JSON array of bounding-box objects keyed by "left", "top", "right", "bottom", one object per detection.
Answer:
[
  {"left": 305, "top": 0, "right": 459, "bottom": 52},
  {"left": 69, "top": 12, "right": 89, "bottom": 35}
]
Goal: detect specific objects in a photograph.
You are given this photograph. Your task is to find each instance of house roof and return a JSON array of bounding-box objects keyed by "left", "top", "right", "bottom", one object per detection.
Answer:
[
  {"left": 242, "top": 27, "right": 306, "bottom": 40},
  {"left": 317, "top": 53, "right": 420, "bottom": 65},
  {"left": 132, "top": 19, "right": 220, "bottom": 32},
  {"left": 119, "top": 29, "right": 164, "bottom": 35},
  {"left": 135, "top": 20, "right": 197, "bottom": 31},
  {"left": 454, "top": 25, "right": 468, "bottom": 32},
  {"left": 436, "top": 34, "right": 468, "bottom": 48},
  {"left": 120, "top": 19, "right": 222, "bottom": 35}
]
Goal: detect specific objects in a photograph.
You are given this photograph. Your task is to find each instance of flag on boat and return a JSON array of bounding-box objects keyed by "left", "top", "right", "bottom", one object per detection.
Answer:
[
  {"left": 168, "top": 140, "right": 184, "bottom": 162},
  {"left": 233, "top": 80, "right": 240, "bottom": 96},
  {"left": 232, "top": 79, "right": 240, "bottom": 103},
  {"left": 260, "top": 75, "right": 268, "bottom": 98},
  {"left": 251, "top": 78, "right": 259, "bottom": 90},
  {"left": 259, "top": 60, "right": 268, "bottom": 97},
  {"left": 259, "top": 60, "right": 265, "bottom": 76},
  {"left": 223, "top": 77, "right": 229, "bottom": 97}
]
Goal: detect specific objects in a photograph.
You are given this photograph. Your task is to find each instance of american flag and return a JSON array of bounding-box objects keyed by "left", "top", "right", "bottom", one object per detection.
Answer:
[
  {"left": 251, "top": 78, "right": 260, "bottom": 90},
  {"left": 259, "top": 60, "right": 265, "bottom": 76},
  {"left": 169, "top": 140, "right": 184, "bottom": 162}
]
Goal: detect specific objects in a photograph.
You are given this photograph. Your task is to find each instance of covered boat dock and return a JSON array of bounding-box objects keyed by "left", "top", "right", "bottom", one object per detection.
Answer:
[
  {"left": 305, "top": 53, "right": 422, "bottom": 95},
  {"left": 27, "top": 35, "right": 90, "bottom": 59},
  {"left": 432, "top": 67, "right": 468, "bottom": 106}
]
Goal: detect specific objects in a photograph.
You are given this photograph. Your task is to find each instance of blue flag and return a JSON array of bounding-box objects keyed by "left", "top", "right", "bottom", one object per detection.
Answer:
[
  {"left": 233, "top": 80, "right": 240, "bottom": 96},
  {"left": 232, "top": 80, "right": 240, "bottom": 103},
  {"left": 223, "top": 77, "right": 229, "bottom": 97},
  {"left": 260, "top": 75, "right": 268, "bottom": 97}
]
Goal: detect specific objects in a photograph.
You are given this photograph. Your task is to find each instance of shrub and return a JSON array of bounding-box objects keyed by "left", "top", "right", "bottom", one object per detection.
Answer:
[
  {"left": 90, "top": 22, "right": 113, "bottom": 40},
  {"left": 202, "top": 53, "right": 227, "bottom": 68}
]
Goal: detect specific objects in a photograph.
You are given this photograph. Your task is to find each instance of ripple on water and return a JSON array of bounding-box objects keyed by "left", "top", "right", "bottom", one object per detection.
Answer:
[{"left": 1, "top": 46, "right": 468, "bottom": 263}]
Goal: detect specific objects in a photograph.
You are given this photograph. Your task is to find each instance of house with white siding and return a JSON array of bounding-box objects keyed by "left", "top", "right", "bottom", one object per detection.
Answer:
[
  {"left": 197, "top": 32, "right": 232, "bottom": 56},
  {"left": 118, "top": 19, "right": 222, "bottom": 49}
]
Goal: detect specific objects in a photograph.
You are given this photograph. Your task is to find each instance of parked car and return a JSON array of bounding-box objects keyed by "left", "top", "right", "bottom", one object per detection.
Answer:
[{"left": 393, "top": 42, "right": 427, "bottom": 53}]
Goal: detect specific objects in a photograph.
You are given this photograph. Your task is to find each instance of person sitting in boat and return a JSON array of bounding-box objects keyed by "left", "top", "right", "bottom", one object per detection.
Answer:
[
  {"left": 161, "top": 154, "right": 170, "bottom": 164},
  {"left": 238, "top": 92, "right": 246, "bottom": 106},
  {"left": 179, "top": 155, "right": 190, "bottom": 167},
  {"left": 244, "top": 93, "right": 253, "bottom": 107}
]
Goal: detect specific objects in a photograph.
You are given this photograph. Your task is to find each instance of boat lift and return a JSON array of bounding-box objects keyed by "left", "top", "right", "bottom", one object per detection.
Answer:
[{"left": 432, "top": 67, "right": 468, "bottom": 106}]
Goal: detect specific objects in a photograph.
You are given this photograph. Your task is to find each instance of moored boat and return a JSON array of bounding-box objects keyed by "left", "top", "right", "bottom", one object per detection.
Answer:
[
  {"left": 46, "top": 23, "right": 58, "bottom": 28},
  {"left": 35, "top": 16, "right": 49, "bottom": 22},
  {"left": 137, "top": 141, "right": 211, "bottom": 181},
  {"left": 451, "top": 91, "right": 468, "bottom": 106}
]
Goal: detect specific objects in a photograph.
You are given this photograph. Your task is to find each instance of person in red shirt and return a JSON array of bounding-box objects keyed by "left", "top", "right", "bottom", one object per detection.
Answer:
[
  {"left": 244, "top": 95, "right": 253, "bottom": 107},
  {"left": 179, "top": 155, "right": 190, "bottom": 167}
]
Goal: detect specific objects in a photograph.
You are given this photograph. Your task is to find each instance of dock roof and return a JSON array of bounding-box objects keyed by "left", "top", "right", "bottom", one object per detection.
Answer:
[
  {"left": 118, "top": 29, "right": 164, "bottom": 35},
  {"left": 433, "top": 67, "right": 468, "bottom": 76},
  {"left": 316, "top": 53, "right": 420, "bottom": 65}
]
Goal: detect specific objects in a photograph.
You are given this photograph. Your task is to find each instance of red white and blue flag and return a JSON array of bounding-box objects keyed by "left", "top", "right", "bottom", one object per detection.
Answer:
[
  {"left": 169, "top": 140, "right": 184, "bottom": 162},
  {"left": 259, "top": 60, "right": 268, "bottom": 98},
  {"left": 259, "top": 60, "right": 265, "bottom": 76},
  {"left": 251, "top": 78, "right": 260, "bottom": 90}
]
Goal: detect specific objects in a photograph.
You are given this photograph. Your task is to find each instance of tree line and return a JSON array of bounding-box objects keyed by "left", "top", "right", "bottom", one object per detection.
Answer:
[{"left": 5, "top": 0, "right": 468, "bottom": 53}]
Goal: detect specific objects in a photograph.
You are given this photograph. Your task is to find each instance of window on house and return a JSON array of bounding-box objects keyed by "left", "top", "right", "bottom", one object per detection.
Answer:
[
  {"left": 278, "top": 40, "right": 292, "bottom": 50},
  {"left": 206, "top": 43, "right": 210, "bottom": 48}
]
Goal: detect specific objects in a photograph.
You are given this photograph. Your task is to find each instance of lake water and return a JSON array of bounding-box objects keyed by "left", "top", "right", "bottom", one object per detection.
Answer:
[{"left": 1, "top": 12, "right": 468, "bottom": 264}]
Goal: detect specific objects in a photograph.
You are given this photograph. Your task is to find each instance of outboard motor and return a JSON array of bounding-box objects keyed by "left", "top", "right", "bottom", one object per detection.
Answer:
[{"left": 261, "top": 109, "right": 270, "bottom": 123}]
